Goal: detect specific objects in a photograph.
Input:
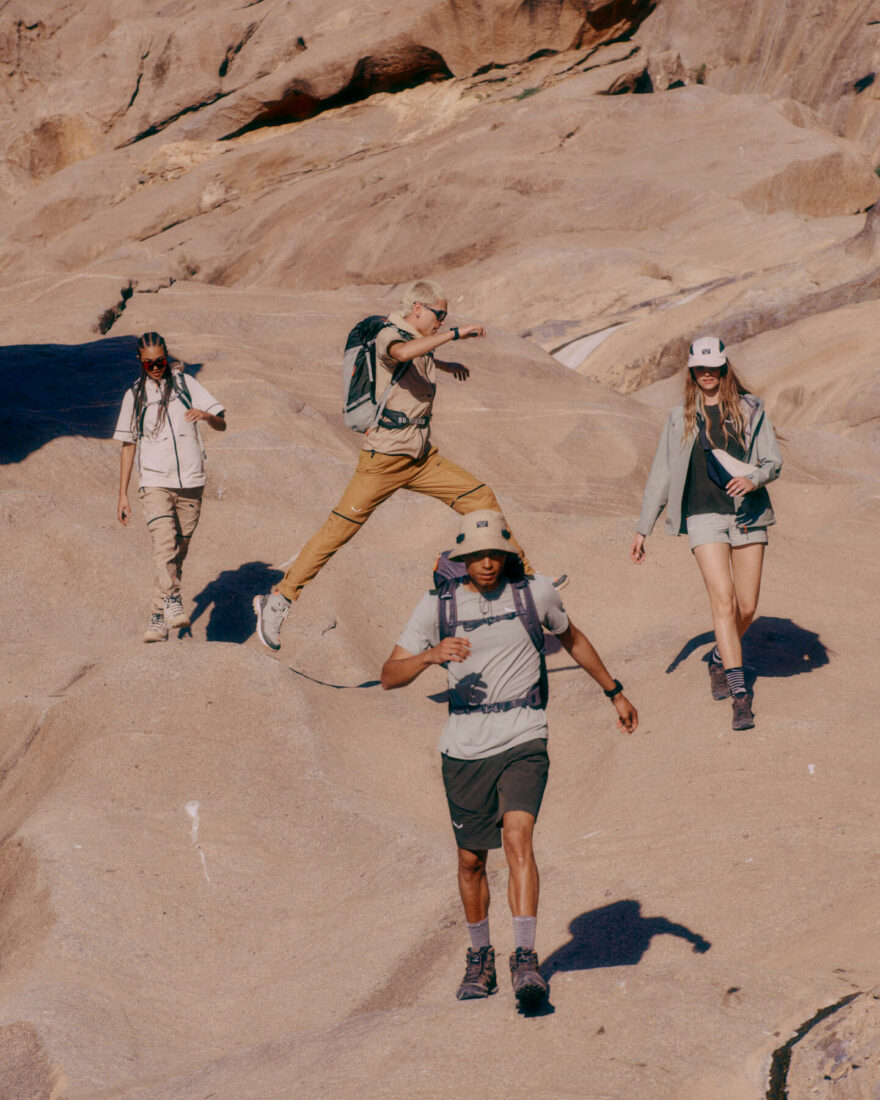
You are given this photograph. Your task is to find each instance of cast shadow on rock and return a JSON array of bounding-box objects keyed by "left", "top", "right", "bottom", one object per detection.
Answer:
[
  {"left": 189, "top": 561, "right": 282, "bottom": 644},
  {"left": 541, "top": 899, "right": 711, "bottom": 978},
  {"left": 665, "top": 616, "right": 829, "bottom": 679},
  {"left": 0, "top": 335, "right": 202, "bottom": 465}
]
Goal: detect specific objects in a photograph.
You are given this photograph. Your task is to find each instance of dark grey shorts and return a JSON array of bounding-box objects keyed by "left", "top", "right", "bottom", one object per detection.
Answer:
[{"left": 441, "top": 738, "right": 549, "bottom": 851}]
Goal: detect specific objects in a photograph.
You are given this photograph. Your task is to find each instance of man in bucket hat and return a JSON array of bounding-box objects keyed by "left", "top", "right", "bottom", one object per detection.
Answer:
[{"left": 381, "top": 510, "right": 638, "bottom": 1009}]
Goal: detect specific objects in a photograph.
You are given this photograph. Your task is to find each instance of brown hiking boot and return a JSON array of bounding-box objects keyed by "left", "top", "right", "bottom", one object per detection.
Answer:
[
  {"left": 731, "top": 693, "right": 755, "bottom": 731},
  {"left": 708, "top": 661, "right": 730, "bottom": 701},
  {"left": 509, "top": 947, "right": 548, "bottom": 1006},
  {"left": 456, "top": 946, "right": 497, "bottom": 1000}
]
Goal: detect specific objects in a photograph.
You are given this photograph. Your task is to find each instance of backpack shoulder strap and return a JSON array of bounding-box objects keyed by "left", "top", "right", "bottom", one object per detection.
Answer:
[
  {"left": 171, "top": 369, "right": 192, "bottom": 409},
  {"left": 512, "top": 578, "right": 545, "bottom": 656},
  {"left": 513, "top": 577, "right": 548, "bottom": 706},
  {"left": 436, "top": 578, "right": 459, "bottom": 642}
]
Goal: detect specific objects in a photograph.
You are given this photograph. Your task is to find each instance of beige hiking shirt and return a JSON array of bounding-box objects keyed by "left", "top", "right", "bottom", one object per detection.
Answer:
[{"left": 363, "top": 312, "right": 436, "bottom": 459}]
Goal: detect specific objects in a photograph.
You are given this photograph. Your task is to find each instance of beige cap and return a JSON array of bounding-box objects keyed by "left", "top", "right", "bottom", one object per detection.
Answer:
[
  {"left": 449, "top": 509, "right": 516, "bottom": 561},
  {"left": 688, "top": 335, "right": 727, "bottom": 368}
]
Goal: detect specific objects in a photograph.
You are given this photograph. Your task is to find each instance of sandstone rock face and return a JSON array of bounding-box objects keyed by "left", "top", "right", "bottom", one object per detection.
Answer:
[
  {"left": 784, "top": 989, "right": 880, "bottom": 1099},
  {"left": 632, "top": 0, "right": 880, "bottom": 156},
  {"left": 1, "top": 2, "right": 880, "bottom": 1099}
]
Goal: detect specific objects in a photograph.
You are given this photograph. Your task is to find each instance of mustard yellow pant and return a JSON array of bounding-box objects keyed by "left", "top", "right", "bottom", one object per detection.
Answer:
[{"left": 277, "top": 447, "right": 532, "bottom": 601}]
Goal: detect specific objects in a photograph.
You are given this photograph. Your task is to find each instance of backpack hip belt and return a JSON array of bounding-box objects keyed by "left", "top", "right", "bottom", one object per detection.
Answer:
[
  {"left": 377, "top": 409, "right": 432, "bottom": 430},
  {"left": 448, "top": 682, "right": 544, "bottom": 716}
]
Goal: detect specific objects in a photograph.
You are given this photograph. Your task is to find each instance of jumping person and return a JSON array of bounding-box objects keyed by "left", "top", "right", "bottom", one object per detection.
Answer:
[
  {"left": 253, "top": 279, "right": 555, "bottom": 652},
  {"left": 115, "top": 332, "right": 226, "bottom": 642},
  {"left": 381, "top": 510, "right": 637, "bottom": 1008},
  {"left": 630, "top": 336, "right": 782, "bottom": 730}
]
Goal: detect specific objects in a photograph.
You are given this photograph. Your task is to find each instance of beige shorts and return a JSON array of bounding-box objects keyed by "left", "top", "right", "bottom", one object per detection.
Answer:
[{"left": 687, "top": 513, "right": 768, "bottom": 552}]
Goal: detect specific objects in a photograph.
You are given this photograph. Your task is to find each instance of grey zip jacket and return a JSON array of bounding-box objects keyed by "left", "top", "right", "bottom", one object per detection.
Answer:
[{"left": 636, "top": 394, "right": 782, "bottom": 537}]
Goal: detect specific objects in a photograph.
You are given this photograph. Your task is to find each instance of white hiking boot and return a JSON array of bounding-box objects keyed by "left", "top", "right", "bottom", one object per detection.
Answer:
[
  {"left": 253, "top": 591, "right": 291, "bottom": 651},
  {"left": 144, "top": 612, "right": 169, "bottom": 643},
  {"left": 164, "top": 594, "right": 190, "bottom": 629}
]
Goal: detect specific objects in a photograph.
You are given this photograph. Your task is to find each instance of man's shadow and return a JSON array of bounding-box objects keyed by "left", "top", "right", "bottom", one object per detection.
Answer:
[
  {"left": 0, "top": 335, "right": 203, "bottom": 465},
  {"left": 189, "top": 561, "right": 282, "bottom": 643},
  {"left": 666, "top": 615, "right": 829, "bottom": 683},
  {"left": 541, "top": 899, "right": 711, "bottom": 977}
]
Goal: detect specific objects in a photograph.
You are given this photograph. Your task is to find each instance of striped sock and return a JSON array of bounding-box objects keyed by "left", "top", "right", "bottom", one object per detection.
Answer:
[
  {"left": 512, "top": 916, "right": 537, "bottom": 951},
  {"left": 710, "top": 646, "right": 723, "bottom": 666},
  {"left": 467, "top": 918, "right": 490, "bottom": 950},
  {"left": 725, "top": 666, "right": 747, "bottom": 696}
]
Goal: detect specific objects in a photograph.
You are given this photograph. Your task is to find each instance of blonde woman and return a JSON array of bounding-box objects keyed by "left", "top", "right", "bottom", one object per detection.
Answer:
[{"left": 630, "top": 337, "right": 782, "bottom": 730}]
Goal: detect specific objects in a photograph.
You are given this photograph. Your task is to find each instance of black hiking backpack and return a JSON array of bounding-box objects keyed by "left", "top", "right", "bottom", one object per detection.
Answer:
[
  {"left": 432, "top": 552, "right": 548, "bottom": 716},
  {"left": 342, "top": 315, "right": 427, "bottom": 433}
]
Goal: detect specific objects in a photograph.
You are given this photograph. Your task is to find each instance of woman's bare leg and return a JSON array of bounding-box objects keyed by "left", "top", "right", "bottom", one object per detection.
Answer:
[
  {"left": 730, "top": 543, "right": 765, "bottom": 637},
  {"left": 692, "top": 542, "right": 741, "bottom": 668}
]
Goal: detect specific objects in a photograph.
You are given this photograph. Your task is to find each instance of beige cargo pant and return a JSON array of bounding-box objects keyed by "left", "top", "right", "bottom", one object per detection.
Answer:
[
  {"left": 139, "top": 486, "right": 203, "bottom": 613},
  {"left": 277, "top": 447, "right": 533, "bottom": 601}
]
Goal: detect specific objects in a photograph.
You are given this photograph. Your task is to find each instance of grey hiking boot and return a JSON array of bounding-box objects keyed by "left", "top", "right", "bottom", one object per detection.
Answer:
[
  {"left": 456, "top": 945, "right": 497, "bottom": 1000},
  {"left": 708, "top": 660, "right": 730, "bottom": 701},
  {"left": 144, "top": 612, "right": 168, "bottom": 643},
  {"left": 253, "top": 591, "right": 291, "bottom": 651},
  {"left": 163, "top": 594, "right": 190, "bottom": 629},
  {"left": 731, "top": 693, "right": 755, "bottom": 731},
  {"left": 509, "top": 947, "right": 548, "bottom": 1006}
]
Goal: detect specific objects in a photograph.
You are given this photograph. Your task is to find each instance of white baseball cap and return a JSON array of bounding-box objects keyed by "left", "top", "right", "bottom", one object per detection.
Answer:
[{"left": 688, "top": 336, "right": 727, "bottom": 368}]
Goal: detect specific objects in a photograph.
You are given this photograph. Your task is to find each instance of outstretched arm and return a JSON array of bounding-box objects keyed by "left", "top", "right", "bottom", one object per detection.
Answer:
[
  {"left": 558, "top": 621, "right": 638, "bottom": 733},
  {"left": 381, "top": 639, "right": 471, "bottom": 690},
  {"left": 388, "top": 325, "right": 485, "bottom": 363}
]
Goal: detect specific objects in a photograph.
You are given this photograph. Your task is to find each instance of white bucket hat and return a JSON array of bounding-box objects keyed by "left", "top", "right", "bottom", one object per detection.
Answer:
[
  {"left": 688, "top": 335, "right": 727, "bottom": 368},
  {"left": 449, "top": 510, "right": 516, "bottom": 561}
]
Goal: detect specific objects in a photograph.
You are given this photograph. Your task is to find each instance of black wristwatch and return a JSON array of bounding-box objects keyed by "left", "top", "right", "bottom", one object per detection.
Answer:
[
  {"left": 451, "top": 327, "right": 460, "bottom": 340},
  {"left": 603, "top": 679, "right": 624, "bottom": 699}
]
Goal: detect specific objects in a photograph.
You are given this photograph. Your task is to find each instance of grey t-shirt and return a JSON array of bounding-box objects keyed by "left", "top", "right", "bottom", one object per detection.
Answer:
[{"left": 397, "top": 575, "right": 569, "bottom": 761}]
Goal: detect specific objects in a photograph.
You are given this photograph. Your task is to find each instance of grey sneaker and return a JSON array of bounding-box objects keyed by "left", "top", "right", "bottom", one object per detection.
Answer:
[
  {"left": 509, "top": 947, "right": 548, "bottom": 1006},
  {"left": 253, "top": 591, "right": 291, "bottom": 651},
  {"left": 163, "top": 594, "right": 190, "bottom": 629},
  {"left": 552, "top": 574, "right": 569, "bottom": 591},
  {"left": 144, "top": 612, "right": 168, "bottom": 643},
  {"left": 456, "top": 946, "right": 497, "bottom": 1001},
  {"left": 708, "top": 660, "right": 730, "bottom": 701},
  {"left": 731, "top": 693, "right": 755, "bottom": 731}
]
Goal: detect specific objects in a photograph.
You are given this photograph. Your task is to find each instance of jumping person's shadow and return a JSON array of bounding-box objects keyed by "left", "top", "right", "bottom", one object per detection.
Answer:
[
  {"left": 0, "top": 335, "right": 203, "bottom": 464},
  {"left": 541, "top": 899, "right": 711, "bottom": 978},
  {"left": 189, "top": 561, "right": 282, "bottom": 643},
  {"left": 665, "top": 616, "right": 829, "bottom": 682}
]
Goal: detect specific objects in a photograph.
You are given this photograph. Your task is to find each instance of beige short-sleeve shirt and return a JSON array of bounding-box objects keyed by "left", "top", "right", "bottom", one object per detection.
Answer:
[{"left": 363, "top": 312, "right": 436, "bottom": 459}]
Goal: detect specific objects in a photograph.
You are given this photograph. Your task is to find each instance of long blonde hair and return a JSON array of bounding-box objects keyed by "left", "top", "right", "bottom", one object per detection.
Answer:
[{"left": 683, "top": 359, "right": 752, "bottom": 448}]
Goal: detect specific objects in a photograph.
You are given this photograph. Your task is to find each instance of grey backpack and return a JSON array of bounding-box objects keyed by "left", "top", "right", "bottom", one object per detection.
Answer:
[{"left": 342, "top": 315, "right": 430, "bottom": 433}]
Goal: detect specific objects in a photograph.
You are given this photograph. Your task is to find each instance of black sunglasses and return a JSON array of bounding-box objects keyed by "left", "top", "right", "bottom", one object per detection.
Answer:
[{"left": 420, "top": 303, "right": 447, "bottom": 323}]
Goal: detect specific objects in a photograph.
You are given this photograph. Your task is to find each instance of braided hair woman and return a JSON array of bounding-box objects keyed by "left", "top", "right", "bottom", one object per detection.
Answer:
[{"left": 114, "top": 333, "right": 226, "bottom": 641}]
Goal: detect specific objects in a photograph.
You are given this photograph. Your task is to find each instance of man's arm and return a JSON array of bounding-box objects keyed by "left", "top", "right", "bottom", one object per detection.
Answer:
[
  {"left": 381, "top": 638, "right": 471, "bottom": 690},
  {"left": 557, "top": 621, "right": 638, "bottom": 733},
  {"left": 388, "top": 324, "right": 485, "bottom": 363}
]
